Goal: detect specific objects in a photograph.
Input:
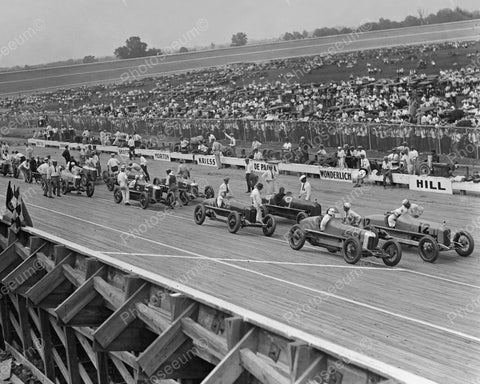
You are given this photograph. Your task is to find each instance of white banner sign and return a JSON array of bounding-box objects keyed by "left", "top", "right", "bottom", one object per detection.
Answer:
[
  {"left": 196, "top": 155, "right": 218, "bottom": 167},
  {"left": 252, "top": 161, "right": 279, "bottom": 173},
  {"left": 34, "top": 140, "right": 45, "bottom": 147},
  {"left": 153, "top": 152, "right": 171, "bottom": 162},
  {"left": 318, "top": 167, "right": 353, "bottom": 182},
  {"left": 409, "top": 176, "right": 452, "bottom": 194}
]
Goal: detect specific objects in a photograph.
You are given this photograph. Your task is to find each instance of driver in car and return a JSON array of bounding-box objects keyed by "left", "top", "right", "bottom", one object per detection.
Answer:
[
  {"left": 320, "top": 207, "right": 338, "bottom": 231},
  {"left": 343, "top": 203, "right": 362, "bottom": 226},
  {"left": 387, "top": 199, "right": 411, "bottom": 228}
]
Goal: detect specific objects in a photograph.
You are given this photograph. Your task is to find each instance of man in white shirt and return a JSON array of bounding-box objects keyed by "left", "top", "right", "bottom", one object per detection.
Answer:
[
  {"left": 140, "top": 156, "right": 150, "bottom": 181},
  {"left": 218, "top": 177, "right": 232, "bottom": 198},
  {"left": 245, "top": 158, "right": 255, "bottom": 193},
  {"left": 250, "top": 183, "right": 264, "bottom": 223},
  {"left": 117, "top": 165, "right": 130, "bottom": 205},
  {"left": 407, "top": 146, "right": 419, "bottom": 175},
  {"left": 298, "top": 175, "right": 311, "bottom": 201},
  {"left": 381, "top": 156, "right": 394, "bottom": 188},
  {"left": 127, "top": 136, "right": 135, "bottom": 160},
  {"left": 224, "top": 131, "right": 236, "bottom": 157},
  {"left": 37, "top": 158, "right": 50, "bottom": 197},
  {"left": 337, "top": 146, "right": 346, "bottom": 168},
  {"left": 107, "top": 154, "right": 120, "bottom": 174},
  {"left": 47, "top": 160, "right": 61, "bottom": 197}
]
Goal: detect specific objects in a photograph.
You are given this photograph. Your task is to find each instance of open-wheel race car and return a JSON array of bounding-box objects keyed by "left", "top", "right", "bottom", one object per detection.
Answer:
[
  {"left": 60, "top": 172, "right": 95, "bottom": 197},
  {"left": 177, "top": 179, "right": 214, "bottom": 205},
  {"left": 193, "top": 199, "right": 276, "bottom": 236},
  {"left": 113, "top": 181, "right": 175, "bottom": 209},
  {"left": 362, "top": 213, "right": 474, "bottom": 263},
  {"left": 261, "top": 194, "right": 322, "bottom": 223},
  {"left": 288, "top": 216, "right": 402, "bottom": 266}
]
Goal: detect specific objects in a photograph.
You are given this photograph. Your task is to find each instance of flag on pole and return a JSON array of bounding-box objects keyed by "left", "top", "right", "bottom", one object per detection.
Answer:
[
  {"left": 8, "top": 185, "right": 33, "bottom": 233},
  {"left": 6, "top": 181, "right": 14, "bottom": 212}
]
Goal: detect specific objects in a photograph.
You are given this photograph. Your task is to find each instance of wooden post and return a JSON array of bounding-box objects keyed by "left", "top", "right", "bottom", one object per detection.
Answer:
[
  {"left": 96, "top": 352, "right": 110, "bottom": 384},
  {"left": 39, "top": 309, "right": 55, "bottom": 380},
  {"left": 0, "top": 296, "right": 12, "bottom": 347},
  {"left": 17, "top": 295, "right": 32, "bottom": 352},
  {"left": 65, "top": 326, "right": 81, "bottom": 384}
]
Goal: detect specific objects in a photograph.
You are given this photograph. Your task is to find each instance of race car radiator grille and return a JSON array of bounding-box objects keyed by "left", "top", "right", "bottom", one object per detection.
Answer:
[
  {"left": 367, "top": 235, "right": 376, "bottom": 250},
  {"left": 443, "top": 229, "right": 451, "bottom": 246}
]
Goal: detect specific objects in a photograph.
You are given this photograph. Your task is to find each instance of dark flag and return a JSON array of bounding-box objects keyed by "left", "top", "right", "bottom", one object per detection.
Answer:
[
  {"left": 20, "top": 198, "right": 33, "bottom": 227},
  {"left": 11, "top": 186, "right": 22, "bottom": 233},
  {"left": 6, "top": 181, "right": 14, "bottom": 212}
]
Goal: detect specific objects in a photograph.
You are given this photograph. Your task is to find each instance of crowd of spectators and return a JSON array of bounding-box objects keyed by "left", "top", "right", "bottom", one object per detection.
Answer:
[{"left": 1, "top": 40, "right": 479, "bottom": 158}]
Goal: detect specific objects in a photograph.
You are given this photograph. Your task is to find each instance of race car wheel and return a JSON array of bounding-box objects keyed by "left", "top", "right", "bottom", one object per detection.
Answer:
[
  {"left": 260, "top": 205, "right": 268, "bottom": 218},
  {"left": 194, "top": 204, "right": 206, "bottom": 225},
  {"left": 86, "top": 181, "right": 95, "bottom": 198},
  {"left": 80, "top": 174, "right": 88, "bottom": 187},
  {"left": 139, "top": 192, "right": 149, "bottom": 209},
  {"left": 288, "top": 225, "right": 306, "bottom": 250},
  {"left": 381, "top": 240, "right": 402, "bottom": 267},
  {"left": 153, "top": 177, "right": 161, "bottom": 186},
  {"left": 262, "top": 214, "right": 276, "bottom": 237},
  {"left": 342, "top": 237, "right": 362, "bottom": 264},
  {"left": 418, "top": 163, "right": 430, "bottom": 175},
  {"left": 418, "top": 235, "right": 439, "bottom": 263},
  {"left": 102, "top": 170, "right": 109, "bottom": 182},
  {"left": 453, "top": 231, "right": 474, "bottom": 257},
  {"left": 191, "top": 185, "right": 199, "bottom": 197},
  {"left": 61, "top": 179, "right": 69, "bottom": 195},
  {"left": 165, "top": 192, "right": 175, "bottom": 208},
  {"left": 113, "top": 187, "right": 123, "bottom": 204},
  {"left": 296, "top": 211, "right": 308, "bottom": 224},
  {"left": 106, "top": 179, "right": 115, "bottom": 191},
  {"left": 204, "top": 186, "right": 214, "bottom": 199},
  {"left": 227, "top": 211, "right": 241, "bottom": 234},
  {"left": 180, "top": 191, "right": 189, "bottom": 206}
]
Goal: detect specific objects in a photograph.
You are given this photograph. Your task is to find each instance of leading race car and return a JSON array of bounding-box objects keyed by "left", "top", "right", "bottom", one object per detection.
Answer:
[
  {"left": 193, "top": 199, "right": 276, "bottom": 236},
  {"left": 362, "top": 212, "right": 474, "bottom": 263},
  {"left": 177, "top": 179, "right": 215, "bottom": 205},
  {"left": 113, "top": 180, "right": 175, "bottom": 209},
  {"left": 288, "top": 215, "right": 402, "bottom": 266},
  {"left": 261, "top": 192, "right": 322, "bottom": 223}
]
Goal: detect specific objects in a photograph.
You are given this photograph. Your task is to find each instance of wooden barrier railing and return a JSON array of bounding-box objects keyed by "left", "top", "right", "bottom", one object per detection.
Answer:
[{"left": 0, "top": 220, "right": 434, "bottom": 384}]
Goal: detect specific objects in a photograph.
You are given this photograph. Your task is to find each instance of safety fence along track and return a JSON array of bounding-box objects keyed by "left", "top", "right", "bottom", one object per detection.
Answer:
[{"left": 0, "top": 219, "right": 429, "bottom": 384}]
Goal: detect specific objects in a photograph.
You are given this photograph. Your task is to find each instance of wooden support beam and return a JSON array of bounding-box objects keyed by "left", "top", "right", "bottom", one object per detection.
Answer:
[
  {"left": 137, "top": 303, "right": 198, "bottom": 376},
  {"left": 76, "top": 332, "right": 97, "bottom": 369},
  {"left": 52, "top": 347, "right": 70, "bottom": 383},
  {"left": 93, "top": 276, "right": 125, "bottom": 309},
  {"left": 293, "top": 355, "right": 328, "bottom": 384},
  {"left": 2, "top": 253, "right": 46, "bottom": 294},
  {"left": 17, "top": 296, "right": 32, "bottom": 352},
  {"left": 26, "top": 253, "right": 75, "bottom": 305},
  {"left": 0, "top": 296, "right": 13, "bottom": 345},
  {"left": 5, "top": 342, "right": 55, "bottom": 384},
  {"left": 201, "top": 328, "right": 258, "bottom": 384},
  {"left": 181, "top": 318, "right": 228, "bottom": 360},
  {"left": 111, "top": 354, "right": 135, "bottom": 384},
  {"left": 29, "top": 237, "right": 47, "bottom": 255},
  {"left": 14, "top": 242, "right": 31, "bottom": 260},
  {"left": 123, "top": 275, "right": 144, "bottom": 299},
  {"left": 55, "top": 267, "right": 104, "bottom": 324},
  {"left": 225, "top": 316, "right": 247, "bottom": 351},
  {"left": 169, "top": 293, "right": 193, "bottom": 321},
  {"left": 239, "top": 348, "right": 289, "bottom": 384},
  {"left": 39, "top": 309, "right": 55, "bottom": 380},
  {"left": 0, "top": 242, "right": 21, "bottom": 281},
  {"left": 96, "top": 352, "right": 110, "bottom": 384},
  {"left": 7, "top": 228, "right": 17, "bottom": 247},
  {"left": 289, "top": 342, "right": 316, "bottom": 382},
  {"left": 135, "top": 303, "right": 170, "bottom": 335},
  {"left": 52, "top": 245, "right": 70, "bottom": 264},
  {"left": 94, "top": 283, "right": 150, "bottom": 349},
  {"left": 65, "top": 326, "right": 81, "bottom": 384},
  {"left": 36, "top": 253, "right": 55, "bottom": 273},
  {"left": 62, "top": 264, "right": 85, "bottom": 287}
]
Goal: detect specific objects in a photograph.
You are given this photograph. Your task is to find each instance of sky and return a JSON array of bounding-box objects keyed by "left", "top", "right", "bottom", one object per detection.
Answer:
[{"left": 0, "top": 0, "right": 478, "bottom": 67}]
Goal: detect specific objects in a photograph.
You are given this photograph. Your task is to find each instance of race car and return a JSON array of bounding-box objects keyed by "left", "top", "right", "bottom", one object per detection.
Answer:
[
  {"left": 60, "top": 172, "right": 95, "bottom": 197},
  {"left": 177, "top": 179, "right": 214, "bottom": 205},
  {"left": 193, "top": 199, "right": 276, "bottom": 236},
  {"left": 362, "top": 213, "right": 474, "bottom": 263},
  {"left": 113, "top": 180, "right": 175, "bottom": 209},
  {"left": 261, "top": 193, "right": 322, "bottom": 223},
  {"left": 288, "top": 215, "right": 402, "bottom": 266}
]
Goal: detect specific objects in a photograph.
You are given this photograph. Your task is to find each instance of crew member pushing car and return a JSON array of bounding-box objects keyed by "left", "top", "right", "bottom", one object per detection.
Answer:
[{"left": 343, "top": 203, "right": 361, "bottom": 226}]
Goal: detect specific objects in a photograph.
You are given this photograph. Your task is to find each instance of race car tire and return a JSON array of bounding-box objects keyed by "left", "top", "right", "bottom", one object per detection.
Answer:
[
  {"left": 204, "top": 186, "right": 214, "bottom": 199},
  {"left": 227, "top": 211, "right": 241, "bottom": 234},
  {"left": 288, "top": 225, "right": 306, "bottom": 250},
  {"left": 453, "top": 231, "right": 474, "bottom": 257},
  {"left": 262, "top": 214, "right": 276, "bottom": 237},
  {"left": 102, "top": 170, "right": 109, "bottom": 183},
  {"left": 106, "top": 179, "right": 115, "bottom": 191},
  {"left": 153, "top": 177, "right": 161, "bottom": 186},
  {"left": 418, "top": 235, "right": 439, "bottom": 263},
  {"left": 80, "top": 174, "right": 88, "bottom": 187},
  {"left": 173, "top": 144, "right": 181, "bottom": 153},
  {"left": 342, "top": 237, "right": 362, "bottom": 264},
  {"left": 194, "top": 204, "right": 206, "bottom": 225},
  {"left": 86, "top": 181, "right": 95, "bottom": 198},
  {"left": 364, "top": 226, "right": 380, "bottom": 249},
  {"left": 296, "top": 211, "right": 308, "bottom": 224},
  {"left": 139, "top": 192, "right": 149, "bottom": 209},
  {"left": 165, "top": 192, "right": 175, "bottom": 208},
  {"left": 61, "top": 179, "right": 69, "bottom": 195},
  {"left": 113, "top": 187, "right": 123, "bottom": 204},
  {"left": 180, "top": 190, "right": 189, "bottom": 206},
  {"left": 418, "top": 163, "right": 430, "bottom": 175},
  {"left": 191, "top": 185, "right": 199, "bottom": 197},
  {"left": 381, "top": 240, "right": 402, "bottom": 266}
]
